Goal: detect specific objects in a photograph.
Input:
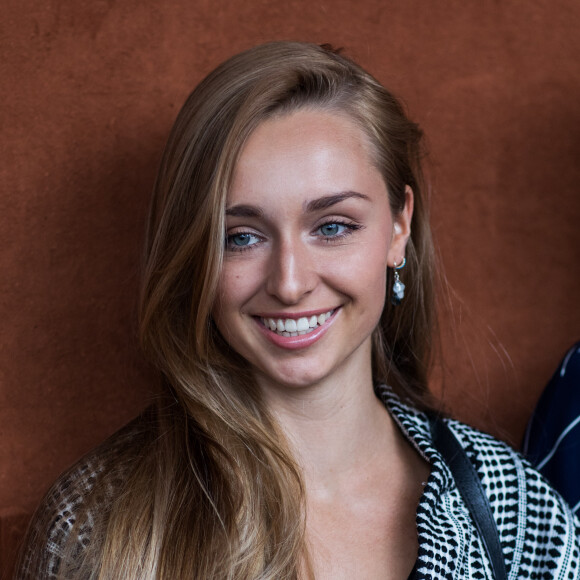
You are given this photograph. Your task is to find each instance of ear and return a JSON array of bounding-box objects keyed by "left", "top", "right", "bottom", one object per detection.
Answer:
[{"left": 387, "top": 186, "right": 414, "bottom": 267}]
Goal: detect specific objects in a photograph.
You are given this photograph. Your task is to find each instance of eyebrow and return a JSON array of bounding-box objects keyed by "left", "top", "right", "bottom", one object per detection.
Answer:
[
  {"left": 304, "top": 191, "right": 370, "bottom": 212},
  {"left": 225, "top": 205, "right": 264, "bottom": 218},
  {"left": 225, "top": 191, "right": 370, "bottom": 218}
]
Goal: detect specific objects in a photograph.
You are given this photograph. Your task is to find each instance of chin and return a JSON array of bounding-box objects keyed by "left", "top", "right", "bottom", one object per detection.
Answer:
[{"left": 256, "top": 366, "right": 328, "bottom": 391}]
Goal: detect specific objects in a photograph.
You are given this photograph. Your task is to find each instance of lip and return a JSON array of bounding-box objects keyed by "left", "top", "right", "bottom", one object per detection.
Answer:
[{"left": 255, "top": 307, "right": 340, "bottom": 350}]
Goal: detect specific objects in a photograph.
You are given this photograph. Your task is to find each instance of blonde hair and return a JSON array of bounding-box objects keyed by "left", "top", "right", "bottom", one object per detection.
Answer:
[{"left": 30, "top": 41, "right": 436, "bottom": 579}]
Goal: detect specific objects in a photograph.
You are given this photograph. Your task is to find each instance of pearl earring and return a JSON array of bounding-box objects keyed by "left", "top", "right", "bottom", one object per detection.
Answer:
[{"left": 391, "top": 258, "right": 406, "bottom": 306}]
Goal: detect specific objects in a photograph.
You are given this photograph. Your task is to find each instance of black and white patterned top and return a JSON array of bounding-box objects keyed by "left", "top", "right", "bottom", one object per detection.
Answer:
[
  {"left": 17, "top": 388, "right": 580, "bottom": 579},
  {"left": 375, "top": 385, "right": 580, "bottom": 579}
]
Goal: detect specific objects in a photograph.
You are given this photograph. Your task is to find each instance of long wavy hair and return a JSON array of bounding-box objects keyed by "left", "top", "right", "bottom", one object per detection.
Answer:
[{"left": 47, "top": 41, "right": 435, "bottom": 579}]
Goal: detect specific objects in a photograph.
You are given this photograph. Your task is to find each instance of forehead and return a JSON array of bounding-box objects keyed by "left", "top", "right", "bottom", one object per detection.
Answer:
[{"left": 228, "top": 109, "right": 384, "bottom": 206}]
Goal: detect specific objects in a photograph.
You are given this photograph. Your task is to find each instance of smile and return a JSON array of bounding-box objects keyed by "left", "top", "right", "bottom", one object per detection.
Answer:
[{"left": 259, "top": 310, "right": 334, "bottom": 337}]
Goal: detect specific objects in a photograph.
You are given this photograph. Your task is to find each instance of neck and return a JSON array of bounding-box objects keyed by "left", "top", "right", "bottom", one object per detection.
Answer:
[{"left": 258, "top": 364, "right": 397, "bottom": 493}]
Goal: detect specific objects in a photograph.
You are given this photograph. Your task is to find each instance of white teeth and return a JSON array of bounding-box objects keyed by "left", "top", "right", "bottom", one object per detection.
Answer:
[{"left": 262, "top": 310, "right": 334, "bottom": 336}]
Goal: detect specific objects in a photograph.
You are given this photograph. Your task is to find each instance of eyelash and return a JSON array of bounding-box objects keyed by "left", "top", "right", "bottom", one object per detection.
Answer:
[
  {"left": 225, "top": 231, "right": 263, "bottom": 253},
  {"left": 315, "top": 219, "right": 362, "bottom": 242},
  {"left": 225, "top": 220, "right": 363, "bottom": 253}
]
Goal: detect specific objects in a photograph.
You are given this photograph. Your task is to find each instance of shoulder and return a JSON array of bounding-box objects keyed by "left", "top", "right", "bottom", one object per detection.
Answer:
[
  {"left": 377, "top": 385, "right": 580, "bottom": 578},
  {"left": 445, "top": 418, "right": 580, "bottom": 577},
  {"left": 15, "top": 411, "right": 151, "bottom": 580}
]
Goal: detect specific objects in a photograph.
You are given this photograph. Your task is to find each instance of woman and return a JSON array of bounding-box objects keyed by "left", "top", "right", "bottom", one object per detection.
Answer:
[{"left": 17, "top": 42, "right": 579, "bottom": 579}]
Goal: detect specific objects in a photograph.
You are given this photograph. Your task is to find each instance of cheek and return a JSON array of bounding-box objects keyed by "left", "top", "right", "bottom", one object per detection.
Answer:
[
  {"left": 326, "top": 243, "right": 388, "bottom": 309},
  {"left": 213, "top": 262, "right": 260, "bottom": 318},
  {"left": 363, "top": 263, "right": 388, "bottom": 315},
  {"left": 347, "top": 237, "right": 389, "bottom": 283}
]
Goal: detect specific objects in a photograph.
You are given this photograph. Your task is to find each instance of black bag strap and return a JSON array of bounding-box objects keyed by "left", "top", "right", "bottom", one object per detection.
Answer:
[{"left": 429, "top": 416, "right": 508, "bottom": 580}]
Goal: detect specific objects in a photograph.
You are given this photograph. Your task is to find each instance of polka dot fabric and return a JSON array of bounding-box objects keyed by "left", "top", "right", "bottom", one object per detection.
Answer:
[{"left": 378, "top": 385, "right": 580, "bottom": 580}]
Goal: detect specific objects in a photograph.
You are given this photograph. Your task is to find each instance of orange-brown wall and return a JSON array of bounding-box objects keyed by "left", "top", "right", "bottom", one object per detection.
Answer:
[{"left": 2, "top": 1, "right": 580, "bottom": 575}]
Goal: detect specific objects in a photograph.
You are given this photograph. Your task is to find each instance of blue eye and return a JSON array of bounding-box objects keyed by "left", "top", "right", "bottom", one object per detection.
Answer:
[
  {"left": 319, "top": 222, "right": 348, "bottom": 237},
  {"left": 232, "top": 233, "right": 253, "bottom": 246},
  {"left": 226, "top": 232, "right": 261, "bottom": 251},
  {"left": 315, "top": 220, "right": 362, "bottom": 242},
  {"left": 320, "top": 224, "right": 344, "bottom": 236}
]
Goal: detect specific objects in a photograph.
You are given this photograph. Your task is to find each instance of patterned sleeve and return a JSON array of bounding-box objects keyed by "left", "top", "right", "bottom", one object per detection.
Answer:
[
  {"left": 15, "top": 415, "right": 145, "bottom": 580},
  {"left": 518, "top": 462, "right": 580, "bottom": 579},
  {"left": 15, "top": 458, "right": 104, "bottom": 580},
  {"left": 449, "top": 420, "right": 580, "bottom": 580}
]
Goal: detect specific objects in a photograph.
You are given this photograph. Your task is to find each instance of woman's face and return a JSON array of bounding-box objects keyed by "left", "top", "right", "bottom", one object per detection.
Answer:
[{"left": 212, "top": 109, "right": 412, "bottom": 391}]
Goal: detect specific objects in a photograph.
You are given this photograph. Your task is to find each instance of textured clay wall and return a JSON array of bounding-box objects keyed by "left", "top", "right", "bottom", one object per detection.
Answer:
[{"left": 2, "top": 1, "right": 580, "bottom": 575}]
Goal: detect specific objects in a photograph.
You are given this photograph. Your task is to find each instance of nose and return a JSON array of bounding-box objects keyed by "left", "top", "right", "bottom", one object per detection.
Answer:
[{"left": 265, "top": 238, "right": 316, "bottom": 304}]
